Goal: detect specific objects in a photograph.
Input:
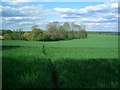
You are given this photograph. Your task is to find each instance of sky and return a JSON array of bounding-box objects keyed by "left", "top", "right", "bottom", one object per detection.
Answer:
[{"left": 0, "top": 0, "right": 119, "bottom": 32}]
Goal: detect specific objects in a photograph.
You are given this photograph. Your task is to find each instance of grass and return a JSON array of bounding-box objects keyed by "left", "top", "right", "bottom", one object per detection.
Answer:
[
  {"left": 55, "top": 58, "right": 119, "bottom": 88},
  {"left": 2, "top": 34, "right": 118, "bottom": 48},
  {"left": 2, "top": 34, "right": 119, "bottom": 88},
  {"left": 3, "top": 57, "right": 53, "bottom": 88}
]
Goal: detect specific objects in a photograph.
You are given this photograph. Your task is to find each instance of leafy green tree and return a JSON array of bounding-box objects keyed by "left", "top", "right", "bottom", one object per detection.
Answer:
[
  {"left": 29, "top": 23, "right": 87, "bottom": 41},
  {"left": 58, "top": 26, "right": 68, "bottom": 40},
  {"left": 2, "top": 30, "right": 12, "bottom": 35},
  {"left": 78, "top": 30, "right": 87, "bottom": 38},
  {"left": 17, "top": 28, "right": 24, "bottom": 40},
  {"left": 3, "top": 34, "right": 12, "bottom": 40},
  {"left": 62, "top": 22, "right": 70, "bottom": 31},
  {"left": 47, "top": 22, "right": 61, "bottom": 41},
  {"left": 41, "top": 33, "right": 50, "bottom": 41},
  {"left": 30, "top": 25, "right": 44, "bottom": 41},
  {"left": 23, "top": 32, "right": 31, "bottom": 40},
  {"left": 11, "top": 32, "right": 22, "bottom": 40}
]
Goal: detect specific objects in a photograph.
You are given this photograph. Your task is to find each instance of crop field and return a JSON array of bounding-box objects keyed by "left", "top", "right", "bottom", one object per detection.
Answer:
[{"left": 2, "top": 34, "right": 120, "bottom": 88}]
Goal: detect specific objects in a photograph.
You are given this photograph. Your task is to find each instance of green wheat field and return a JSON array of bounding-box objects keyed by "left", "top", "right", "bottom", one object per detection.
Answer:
[{"left": 2, "top": 34, "right": 120, "bottom": 88}]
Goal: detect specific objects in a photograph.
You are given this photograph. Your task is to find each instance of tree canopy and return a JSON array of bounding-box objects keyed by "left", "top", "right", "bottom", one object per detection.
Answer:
[{"left": 2, "top": 22, "right": 87, "bottom": 41}]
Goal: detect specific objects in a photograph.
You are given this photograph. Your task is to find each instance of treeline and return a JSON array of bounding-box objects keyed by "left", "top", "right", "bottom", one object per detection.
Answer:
[
  {"left": 1, "top": 29, "right": 24, "bottom": 40},
  {"left": 87, "top": 31, "right": 119, "bottom": 35},
  {"left": 1, "top": 22, "right": 87, "bottom": 41}
]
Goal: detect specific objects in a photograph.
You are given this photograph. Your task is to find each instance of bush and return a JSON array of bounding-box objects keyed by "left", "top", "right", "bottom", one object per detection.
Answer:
[
  {"left": 30, "top": 26, "right": 43, "bottom": 41},
  {"left": 79, "top": 30, "right": 87, "bottom": 38},
  {"left": 2, "top": 30, "right": 12, "bottom": 35},
  {"left": 3, "top": 22, "right": 87, "bottom": 41},
  {"left": 11, "top": 32, "right": 23, "bottom": 40},
  {"left": 41, "top": 33, "right": 50, "bottom": 41},
  {"left": 23, "top": 32, "right": 31, "bottom": 40},
  {"left": 3, "top": 34, "right": 12, "bottom": 40}
]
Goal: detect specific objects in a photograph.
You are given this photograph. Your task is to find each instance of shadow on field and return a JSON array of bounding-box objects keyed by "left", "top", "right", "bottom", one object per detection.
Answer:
[
  {"left": 2, "top": 46, "right": 21, "bottom": 50},
  {"left": 2, "top": 57, "right": 120, "bottom": 88},
  {"left": 54, "top": 58, "right": 120, "bottom": 88}
]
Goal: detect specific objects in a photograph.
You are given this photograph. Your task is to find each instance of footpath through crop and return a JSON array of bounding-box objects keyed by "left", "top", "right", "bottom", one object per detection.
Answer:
[{"left": 42, "top": 45, "right": 59, "bottom": 88}]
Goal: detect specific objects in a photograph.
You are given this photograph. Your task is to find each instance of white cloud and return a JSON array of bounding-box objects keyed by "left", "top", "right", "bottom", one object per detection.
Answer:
[
  {"left": 2, "top": 17, "right": 42, "bottom": 21},
  {"left": 2, "top": 4, "right": 45, "bottom": 17},
  {"left": 111, "top": 3, "right": 118, "bottom": 8},
  {"left": 44, "top": 0, "right": 52, "bottom": 2},
  {"left": 2, "top": 0, "right": 36, "bottom": 5},
  {"left": 84, "top": 22, "right": 117, "bottom": 32},
  {"left": 80, "top": 18, "right": 110, "bottom": 23},
  {"left": 54, "top": 8, "right": 78, "bottom": 13},
  {"left": 2, "top": 0, "right": 35, "bottom": 2},
  {"left": 0, "top": 6, "right": 2, "bottom": 13},
  {"left": 1, "top": 2, "right": 118, "bottom": 31},
  {"left": 53, "top": 2, "right": 118, "bottom": 32},
  {"left": 54, "top": 3, "right": 118, "bottom": 18},
  {"left": 1, "top": 3, "right": 50, "bottom": 30},
  {"left": 53, "top": 3, "right": 118, "bottom": 32},
  {"left": 19, "top": 22, "right": 33, "bottom": 25}
]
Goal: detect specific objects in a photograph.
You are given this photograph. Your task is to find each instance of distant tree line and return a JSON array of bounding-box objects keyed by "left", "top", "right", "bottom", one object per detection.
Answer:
[
  {"left": 1, "top": 22, "right": 87, "bottom": 41},
  {"left": 87, "top": 31, "right": 119, "bottom": 35},
  {"left": 1, "top": 28, "right": 24, "bottom": 40}
]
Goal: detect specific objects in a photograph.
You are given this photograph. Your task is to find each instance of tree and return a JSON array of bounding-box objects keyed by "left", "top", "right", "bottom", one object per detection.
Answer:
[
  {"left": 62, "top": 22, "right": 70, "bottom": 39},
  {"left": 47, "top": 22, "right": 61, "bottom": 41},
  {"left": 26, "top": 23, "right": 87, "bottom": 41},
  {"left": 2, "top": 30, "right": 12, "bottom": 35},
  {"left": 11, "top": 32, "right": 22, "bottom": 40},
  {"left": 30, "top": 25, "right": 44, "bottom": 41},
  {"left": 41, "top": 33, "right": 50, "bottom": 41},
  {"left": 17, "top": 28, "right": 24, "bottom": 40},
  {"left": 3, "top": 34, "right": 12, "bottom": 40},
  {"left": 32, "top": 25, "right": 39, "bottom": 30},
  {"left": 23, "top": 32, "right": 30, "bottom": 40},
  {"left": 78, "top": 30, "right": 87, "bottom": 38},
  {"left": 62, "top": 22, "right": 70, "bottom": 31},
  {"left": 58, "top": 26, "right": 68, "bottom": 40}
]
